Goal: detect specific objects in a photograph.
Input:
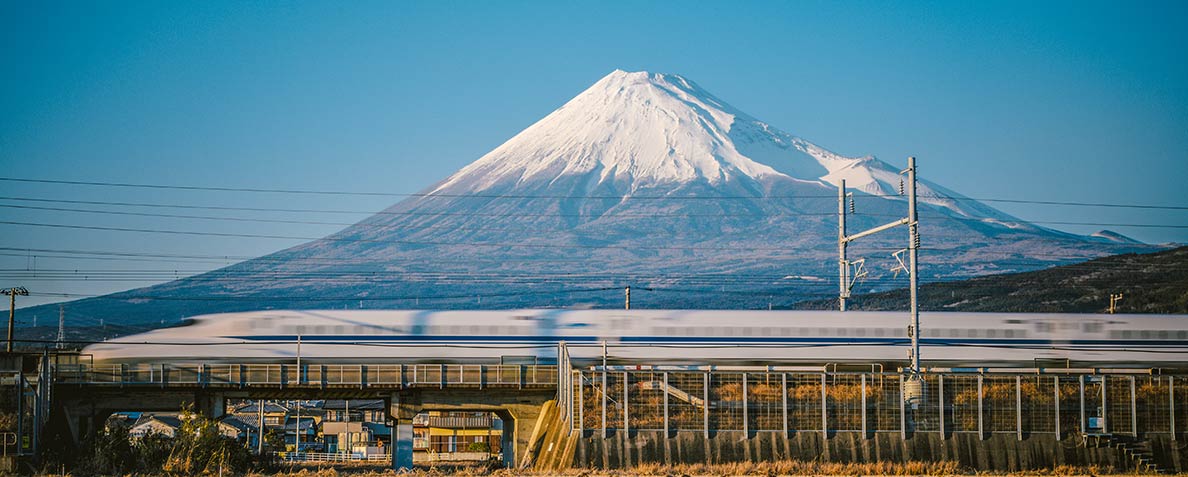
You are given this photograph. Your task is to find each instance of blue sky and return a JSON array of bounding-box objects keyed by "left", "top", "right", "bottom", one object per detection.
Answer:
[{"left": 1, "top": 1, "right": 1186, "bottom": 307}]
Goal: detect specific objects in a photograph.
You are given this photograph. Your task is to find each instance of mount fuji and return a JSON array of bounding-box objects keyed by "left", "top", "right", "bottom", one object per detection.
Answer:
[{"left": 24, "top": 70, "right": 1155, "bottom": 330}]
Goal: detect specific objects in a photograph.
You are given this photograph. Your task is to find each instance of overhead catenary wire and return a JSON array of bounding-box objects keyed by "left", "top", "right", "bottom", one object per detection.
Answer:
[{"left": 2, "top": 176, "right": 1187, "bottom": 210}]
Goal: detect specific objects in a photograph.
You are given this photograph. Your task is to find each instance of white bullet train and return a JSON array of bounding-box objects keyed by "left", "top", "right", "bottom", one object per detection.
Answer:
[{"left": 83, "top": 309, "right": 1188, "bottom": 367}]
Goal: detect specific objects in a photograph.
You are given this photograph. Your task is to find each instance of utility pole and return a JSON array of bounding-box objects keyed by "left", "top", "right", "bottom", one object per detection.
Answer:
[
  {"left": 838, "top": 179, "right": 848, "bottom": 311},
  {"left": 3, "top": 287, "right": 29, "bottom": 353},
  {"left": 1108, "top": 293, "right": 1123, "bottom": 314},
  {"left": 624, "top": 286, "right": 631, "bottom": 310},
  {"left": 257, "top": 400, "right": 265, "bottom": 455},
  {"left": 56, "top": 305, "right": 64, "bottom": 349},
  {"left": 907, "top": 156, "right": 921, "bottom": 375}
]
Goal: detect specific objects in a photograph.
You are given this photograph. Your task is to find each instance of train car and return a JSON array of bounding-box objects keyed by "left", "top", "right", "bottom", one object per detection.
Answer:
[{"left": 82, "top": 309, "right": 1188, "bottom": 367}]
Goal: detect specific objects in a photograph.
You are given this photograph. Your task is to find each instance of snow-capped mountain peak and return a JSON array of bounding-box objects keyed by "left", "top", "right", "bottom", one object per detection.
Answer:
[
  {"left": 429, "top": 69, "right": 1018, "bottom": 224},
  {"left": 432, "top": 70, "right": 797, "bottom": 193}
]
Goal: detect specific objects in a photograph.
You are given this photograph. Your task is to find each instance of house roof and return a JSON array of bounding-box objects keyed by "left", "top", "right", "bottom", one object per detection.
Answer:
[
  {"left": 232, "top": 402, "right": 290, "bottom": 414},
  {"left": 132, "top": 414, "right": 183, "bottom": 430},
  {"left": 219, "top": 415, "right": 260, "bottom": 433},
  {"left": 321, "top": 399, "right": 385, "bottom": 411}
]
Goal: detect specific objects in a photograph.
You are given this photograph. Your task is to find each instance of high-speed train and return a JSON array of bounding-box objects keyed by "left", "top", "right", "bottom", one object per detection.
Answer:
[{"left": 83, "top": 309, "right": 1188, "bottom": 366}]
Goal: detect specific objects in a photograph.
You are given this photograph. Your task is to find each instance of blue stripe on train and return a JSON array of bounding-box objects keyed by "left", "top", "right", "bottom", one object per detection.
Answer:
[{"left": 224, "top": 334, "right": 1188, "bottom": 348}]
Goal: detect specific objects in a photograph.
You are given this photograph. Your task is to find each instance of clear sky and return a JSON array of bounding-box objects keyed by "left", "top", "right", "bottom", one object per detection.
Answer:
[{"left": 1, "top": 0, "right": 1186, "bottom": 308}]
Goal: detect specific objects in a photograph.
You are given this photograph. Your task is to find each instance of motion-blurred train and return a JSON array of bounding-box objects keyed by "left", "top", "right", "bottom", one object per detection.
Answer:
[{"left": 83, "top": 309, "right": 1188, "bottom": 367}]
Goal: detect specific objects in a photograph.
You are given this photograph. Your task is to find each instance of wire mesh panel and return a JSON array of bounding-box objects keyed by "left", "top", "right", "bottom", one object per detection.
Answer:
[
  {"left": 667, "top": 372, "right": 706, "bottom": 432},
  {"left": 629, "top": 372, "right": 666, "bottom": 431},
  {"left": 983, "top": 376, "right": 1017, "bottom": 433},
  {"left": 947, "top": 375, "right": 980, "bottom": 433},
  {"left": 1106, "top": 376, "right": 1134, "bottom": 435},
  {"left": 571, "top": 372, "right": 583, "bottom": 431},
  {"left": 1023, "top": 376, "right": 1056, "bottom": 433},
  {"left": 1136, "top": 376, "right": 1170, "bottom": 434},
  {"left": 604, "top": 372, "right": 625, "bottom": 431},
  {"left": 787, "top": 374, "right": 822, "bottom": 432},
  {"left": 710, "top": 373, "right": 745, "bottom": 431},
  {"left": 748, "top": 373, "right": 784, "bottom": 431},
  {"left": 1084, "top": 377, "right": 1104, "bottom": 433},
  {"left": 911, "top": 375, "right": 941, "bottom": 433},
  {"left": 581, "top": 371, "right": 603, "bottom": 431},
  {"left": 871, "top": 374, "right": 901, "bottom": 432},
  {"left": 827, "top": 374, "right": 864, "bottom": 432},
  {"left": 1057, "top": 376, "right": 1081, "bottom": 437},
  {"left": 1175, "top": 377, "right": 1187, "bottom": 436}
]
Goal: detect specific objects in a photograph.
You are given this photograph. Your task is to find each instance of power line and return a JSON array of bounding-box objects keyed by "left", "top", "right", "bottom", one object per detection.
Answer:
[{"left": 3, "top": 176, "right": 1187, "bottom": 210}]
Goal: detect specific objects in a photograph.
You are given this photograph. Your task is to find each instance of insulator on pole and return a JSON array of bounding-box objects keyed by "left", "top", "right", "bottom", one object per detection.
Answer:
[
  {"left": 899, "top": 178, "right": 905, "bottom": 195},
  {"left": 849, "top": 197, "right": 856, "bottom": 214}
]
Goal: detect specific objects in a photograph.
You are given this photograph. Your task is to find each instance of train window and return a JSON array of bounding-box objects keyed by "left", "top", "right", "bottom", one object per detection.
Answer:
[
  {"left": 1121, "top": 330, "right": 1133, "bottom": 339},
  {"left": 296, "top": 326, "right": 307, "bottom": 335},
  {"left": 780, "top": 328, "right": 791, "bottom": 336},
  {"left": 1004, "top": 330, "right": 1015, "bottom": 338},
  {"left": 855, "top": 328, "right": 866, "bottom": 337},
  {"left": 1035, "top": 322, "right": 1051, "bottom": 333},
  {"left": 986, "top": 329, "right": 998, "bottom": 338},
  {"left": 761, "top": 328, "right": 772, "bottom": 337},
  {"left": 315, "top": 326, "right": 327, "bottom": 335},
  {"left": 967, "top": 329, "right": 977, "bottom": 338},
  {"left": 893, "top": 328, "right": 906, "bottom": 337},
  {"left": 448, "top": 326, "right": 460, "bottom": 334},
  {"left": 818, "top": 328, "right": 829, "bottom": 336},
  {"left": 334, "top": 326, "right": 344, "bottom": 334},
  {"left": 722, "top": 328, "right": 733, "bottom": 337},
  {"left": 1141, "top": 330, "right": 1153, "bottom": 339},
  {"left": 837, "top": 328, "right": 847, "bottom": 337},
  {"left": 742, "top": 327, "right": 753, "bottom": 336},
  {"left": 1178, "top": 331, "right": 1187, "bottom": 340},
  {"left": 874, "top": 328, "right": 885, "bottom": 337},
  {"left": 1158, "top": 331, "right": 1169, "bottom": 339},
  {"left": 1083, "top": 322, "right": 1103, "bottom": 333}
]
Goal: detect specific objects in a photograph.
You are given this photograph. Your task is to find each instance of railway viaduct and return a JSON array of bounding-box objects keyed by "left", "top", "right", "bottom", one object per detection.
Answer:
[{"left": 5, "top": 350, "right": 1188, "bottom": 473}]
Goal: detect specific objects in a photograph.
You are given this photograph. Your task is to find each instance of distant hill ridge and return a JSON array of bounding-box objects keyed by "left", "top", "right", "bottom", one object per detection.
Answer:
[{"left": 793, "top": 246, "right": 1188, "bottom": 313}]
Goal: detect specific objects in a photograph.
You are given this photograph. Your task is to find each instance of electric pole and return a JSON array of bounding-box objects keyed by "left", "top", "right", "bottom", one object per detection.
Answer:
[
  {"left": 56, "top": 305, "right": 64, "bottom": 349},
  {"left": 3, "top": 287, "right": 29, "bottom": 353},
  {"left": 838, "top": 179, "right": 848, "bottom": 311},
  {"left": 1108, "top": 293, "right": 1123, "bottom": 314},
  {"left": 907, "top": 156, "right": 920, "bottom": 375}
]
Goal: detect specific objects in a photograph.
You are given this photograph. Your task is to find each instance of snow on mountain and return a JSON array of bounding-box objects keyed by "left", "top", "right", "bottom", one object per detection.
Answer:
[{"left": 431, "top": 70, "right": 1020, "bottom": 225}]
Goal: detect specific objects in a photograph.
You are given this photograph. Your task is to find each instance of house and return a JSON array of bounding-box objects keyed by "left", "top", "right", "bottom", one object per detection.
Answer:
[
  {"left": 282, "top": 416, "right": 321, "bottom": 452},
  {"left": 321, "top": 399, "right": 386, "bottom": 424},
  {"left": 219, "top": 415, "right": 262, "bottom": 449},
  {"left": 229, "top": 401, "right": 290, "bottom": 429},
  {"left": 413, "top": 411, "right": 501, "bottom": 455},
  {"left": 128, "top": 413, "right": 240, "bottom": 441},
  {"left": 322, "top": 421, "right": 374, "bottom": 454},
  {"left": 129, "top": 414, "right": 183, "bottom": 439}
]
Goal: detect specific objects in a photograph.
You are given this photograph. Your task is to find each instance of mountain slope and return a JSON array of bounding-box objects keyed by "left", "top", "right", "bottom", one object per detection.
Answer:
[
  {"left": 793, "top": 246, "right": 1188, "bottom": 313},
  {"left": 15, "top": 70, "right": 1158, "bottom": 336}
]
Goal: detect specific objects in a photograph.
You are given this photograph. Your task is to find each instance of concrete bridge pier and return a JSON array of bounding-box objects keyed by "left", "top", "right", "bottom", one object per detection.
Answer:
[{"left": 388, "top": 393, "right": 416, "bottom": 470}]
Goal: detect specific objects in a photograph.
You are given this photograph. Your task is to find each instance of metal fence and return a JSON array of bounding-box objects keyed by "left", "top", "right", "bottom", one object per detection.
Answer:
[
  {"left": 569, "top": 370, "right": 1185, "bottom": 439},
  {"left": 53, "top": 363, "right": 558, "bottom": 389}
]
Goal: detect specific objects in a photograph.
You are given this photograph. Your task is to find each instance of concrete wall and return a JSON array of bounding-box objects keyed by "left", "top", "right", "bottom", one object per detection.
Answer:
[{"left": 574, "top": 431, "right": 1158, "bottom": 471}]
